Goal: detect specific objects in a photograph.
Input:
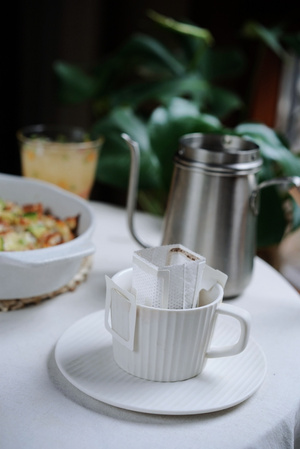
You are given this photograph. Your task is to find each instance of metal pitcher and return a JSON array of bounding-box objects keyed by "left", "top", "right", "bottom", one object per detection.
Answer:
[{"left": 122, "top": 133, "right": 300, "bottom": 298}]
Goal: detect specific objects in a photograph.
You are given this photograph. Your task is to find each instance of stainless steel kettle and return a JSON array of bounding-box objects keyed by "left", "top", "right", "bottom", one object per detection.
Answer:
[{"left": 122, "top": 133, "right": 300, "bottom": 298}]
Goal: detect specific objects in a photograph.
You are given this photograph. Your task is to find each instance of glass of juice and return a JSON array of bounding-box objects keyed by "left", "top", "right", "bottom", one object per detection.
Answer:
[{"left": 17, "top": 124, "right": 103, "bottom": 199}]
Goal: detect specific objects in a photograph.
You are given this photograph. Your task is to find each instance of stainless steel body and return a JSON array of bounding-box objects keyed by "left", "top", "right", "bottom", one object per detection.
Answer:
[
  {"left": 162, "top": 134, "right": 261, "bottom": 298},
  {"left": 123, "top": 133, "right": 300, "bottom": 298}
]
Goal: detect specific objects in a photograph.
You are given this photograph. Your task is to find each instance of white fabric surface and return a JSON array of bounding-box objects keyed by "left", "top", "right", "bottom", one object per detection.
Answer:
[{"left": 1, "top": 201, "right": 300, "bottom": 449}]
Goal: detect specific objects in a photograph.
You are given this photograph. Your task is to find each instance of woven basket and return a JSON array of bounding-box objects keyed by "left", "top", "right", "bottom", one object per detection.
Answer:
[{"left": 0, "top": 256, "right": 93, "bottom": 312}]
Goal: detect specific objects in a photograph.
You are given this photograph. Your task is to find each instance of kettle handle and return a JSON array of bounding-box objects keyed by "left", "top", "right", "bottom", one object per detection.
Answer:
[
  {"left": 122, "top": 133, "right": 150, "bottom": 248},
  {"left": 250, "top": 176, "right": 300, "bottom": 215}
]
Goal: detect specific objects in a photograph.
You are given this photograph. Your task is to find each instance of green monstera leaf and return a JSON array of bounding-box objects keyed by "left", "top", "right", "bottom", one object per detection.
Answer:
[
  {"left": 234, "top": 122, "right": 300, "bottom": 247},
  {"left": 148, "top": 97, "right": 223, "bottom": 189},
  {"left": 54, "top": 11, "right": 245, "bottom": 120},
  {"left": 93, "top": 98, "right": 223, "bottom": 193},
  {"left": 53, "top": 61, "right": 98, "bottom": 104},
  {"left": 92, "top": 107, "right": 162, "bottom": 191},
  {"left": 235, "top": 122, "right": 300, "bottom": 176}
]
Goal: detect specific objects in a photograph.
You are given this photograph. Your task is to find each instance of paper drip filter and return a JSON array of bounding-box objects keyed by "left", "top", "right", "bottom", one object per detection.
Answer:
[{"left": 132, "top": 244, "right": 208, "bottom": 309}]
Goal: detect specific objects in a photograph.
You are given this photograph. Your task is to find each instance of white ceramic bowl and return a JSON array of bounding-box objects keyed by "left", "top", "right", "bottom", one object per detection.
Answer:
[{"left": 0, "top": 173, "right": 96, "bottom": 299}]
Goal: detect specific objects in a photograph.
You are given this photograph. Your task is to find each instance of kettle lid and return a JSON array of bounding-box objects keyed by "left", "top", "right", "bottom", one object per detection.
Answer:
[{"left": 177, "top": 133, "right": 262, "bottom": 174}]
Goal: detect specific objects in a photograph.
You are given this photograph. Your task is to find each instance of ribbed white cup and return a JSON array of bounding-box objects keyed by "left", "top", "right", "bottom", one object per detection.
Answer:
[{"left": 105, "top": 268, "right": 251, "bottom": 382}]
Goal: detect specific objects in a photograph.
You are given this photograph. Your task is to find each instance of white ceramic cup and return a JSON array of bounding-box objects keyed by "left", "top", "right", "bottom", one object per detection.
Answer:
[{"left": 105, "top": 268, "right": 251, "bottom": 382}]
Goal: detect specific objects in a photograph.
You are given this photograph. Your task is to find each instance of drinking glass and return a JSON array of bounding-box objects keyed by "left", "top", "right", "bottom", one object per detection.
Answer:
[{"left": 17, "top": 124, "right": 103, "bottom": 199}]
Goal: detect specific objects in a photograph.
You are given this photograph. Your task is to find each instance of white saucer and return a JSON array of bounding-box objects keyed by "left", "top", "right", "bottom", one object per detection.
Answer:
[{"left": 55, "top": 310, "right": 267, "bottom": 415}]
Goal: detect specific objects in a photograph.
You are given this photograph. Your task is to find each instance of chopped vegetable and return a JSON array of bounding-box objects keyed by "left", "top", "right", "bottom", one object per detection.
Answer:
[{"left": 0, "top": 199, "right": 79, "bottom": 251}]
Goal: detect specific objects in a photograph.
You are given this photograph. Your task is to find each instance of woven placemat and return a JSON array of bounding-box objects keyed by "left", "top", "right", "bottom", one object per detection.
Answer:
[{"left": 0, "top": 256, "right": 93, "bottom": 312}]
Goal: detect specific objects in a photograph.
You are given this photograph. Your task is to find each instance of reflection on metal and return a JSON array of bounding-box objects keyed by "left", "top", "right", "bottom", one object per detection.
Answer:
[{"left": 275, "top": 54, "right": 300, "bottom": 152}]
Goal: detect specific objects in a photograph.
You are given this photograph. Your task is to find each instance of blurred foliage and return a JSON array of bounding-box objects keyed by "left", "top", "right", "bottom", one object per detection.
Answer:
[
  {"left": 54, "top": 10, "right": 245, "bottom": 119},
  {"left": 53, "top": 11, "right": 300, "bottom": 248},
  {"left": 242, "top": 20, "right": 300, "bottom": 57}
]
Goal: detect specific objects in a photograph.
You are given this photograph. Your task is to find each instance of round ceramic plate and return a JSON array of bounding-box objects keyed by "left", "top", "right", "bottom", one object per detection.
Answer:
[{"left": 55, "top": 310, "right": 267, "bottom": 415}]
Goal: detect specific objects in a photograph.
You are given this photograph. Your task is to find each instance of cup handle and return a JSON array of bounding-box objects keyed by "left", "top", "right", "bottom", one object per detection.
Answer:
[{"left": 206, "top": 303, "right": 251, "bottom": 358}]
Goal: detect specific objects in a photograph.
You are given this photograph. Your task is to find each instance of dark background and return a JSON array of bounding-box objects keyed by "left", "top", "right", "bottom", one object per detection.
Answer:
[{"left": 3, "top": 0, "right": 299, "bottom": 185}]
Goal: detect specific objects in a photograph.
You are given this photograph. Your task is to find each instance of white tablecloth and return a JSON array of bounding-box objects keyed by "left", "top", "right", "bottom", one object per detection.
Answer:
[{"left": 1, "top": 201, "right": 300, "bottom": 449}]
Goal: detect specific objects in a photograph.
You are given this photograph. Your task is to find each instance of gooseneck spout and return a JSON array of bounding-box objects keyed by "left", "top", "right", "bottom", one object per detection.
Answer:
[{"left": 122, "top": 133, "right": 150, "bottom": 248}]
